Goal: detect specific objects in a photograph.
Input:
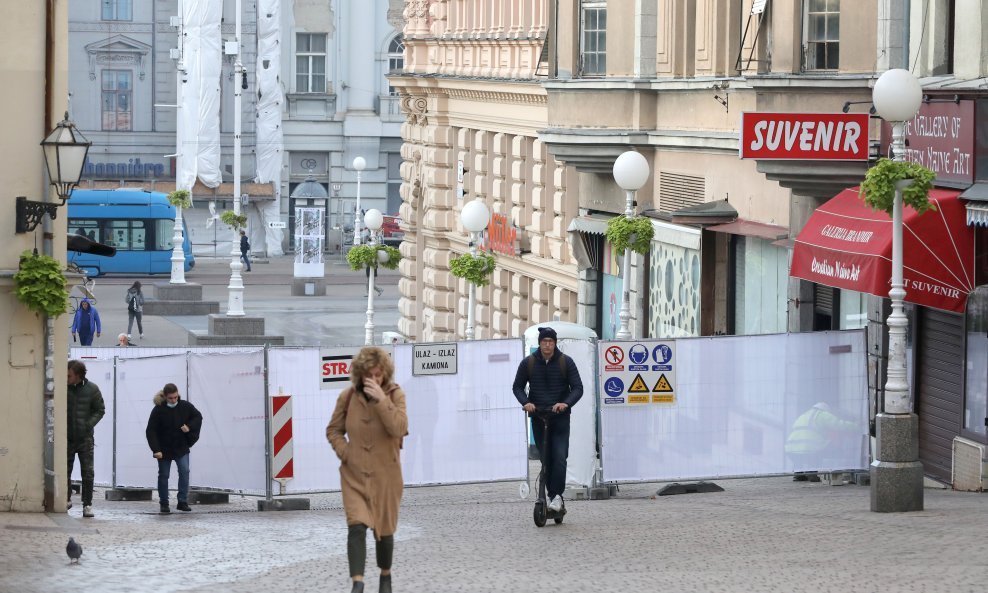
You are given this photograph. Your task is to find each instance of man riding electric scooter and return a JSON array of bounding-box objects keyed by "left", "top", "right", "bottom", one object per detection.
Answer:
[{"left": 512, "top": 327, "right": 584, "bottom": 524}]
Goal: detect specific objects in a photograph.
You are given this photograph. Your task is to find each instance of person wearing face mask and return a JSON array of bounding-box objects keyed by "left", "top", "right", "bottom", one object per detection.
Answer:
[{"left": 145, "top": 383, "right": 203, "bottom": 513}]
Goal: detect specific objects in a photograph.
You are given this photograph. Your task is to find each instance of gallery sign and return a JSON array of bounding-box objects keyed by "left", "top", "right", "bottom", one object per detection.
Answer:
[
  {"left": 739, "top": 112, "right": 870, "bottom": 160},
  {"left": 880, "top": 99, "right": 975, "bottom": 185}
]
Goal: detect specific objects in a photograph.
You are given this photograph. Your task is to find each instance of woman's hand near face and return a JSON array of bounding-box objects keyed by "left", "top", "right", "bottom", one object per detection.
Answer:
[{"left": 363, "top": 378, "right": 385, "bottom": 403}]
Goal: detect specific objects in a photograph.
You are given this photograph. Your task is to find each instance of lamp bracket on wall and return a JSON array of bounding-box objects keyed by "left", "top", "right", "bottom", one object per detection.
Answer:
[
  {"left": 922, "top": 94, "right": 960, "bottom": 104},
  {"left": 16, "top": 197, "right": 59, "bottom": 234},
  {"left": 713, "top": 94, "right": 729, "bottom": 112},
  {"left": 841, "top": 100, "right": 876, "bottom": 114}
]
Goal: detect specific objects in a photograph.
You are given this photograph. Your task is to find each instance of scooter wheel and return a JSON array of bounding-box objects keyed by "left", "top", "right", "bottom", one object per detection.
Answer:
[
  {"left": 533, "top": 501, "right": 547, "bottom": 527},
  {"left": 554, "top": 515, "right": 564, "bottom": 524}
]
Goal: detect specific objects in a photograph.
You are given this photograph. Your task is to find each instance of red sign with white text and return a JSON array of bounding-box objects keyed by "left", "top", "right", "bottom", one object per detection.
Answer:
[{"left": 739, "top": 112, "right": 870, "bottom": 160}]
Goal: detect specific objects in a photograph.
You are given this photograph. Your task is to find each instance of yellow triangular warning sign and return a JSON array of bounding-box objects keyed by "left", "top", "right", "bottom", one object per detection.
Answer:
[
  {"left": 628, "top": 374, "right": 650, "bottom": 393},
  {"left": 652, "top": 374, "right": 673, "bottom": 393}
]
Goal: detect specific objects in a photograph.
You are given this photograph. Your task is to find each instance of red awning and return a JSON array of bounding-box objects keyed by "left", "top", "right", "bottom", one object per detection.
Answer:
[{"left": 791, "top": 187, "right": 975, "bottom": 313}]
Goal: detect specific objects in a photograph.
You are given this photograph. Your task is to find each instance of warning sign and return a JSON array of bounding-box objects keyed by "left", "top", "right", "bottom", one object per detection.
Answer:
[
  {"left": 628, "top": 374, "right": 650, "bottom": 393},
  {"left": 598, "top": 340, "right": 677, "bottom": 407},
  {"left": 652, "top": 374, "right": 673, "bottom": 393},
  {"left": 320, "top": 347, "right": 361, "bottom": 389},
  {"left": 604, "top": 346, "right": 625, "bottom": 371}
]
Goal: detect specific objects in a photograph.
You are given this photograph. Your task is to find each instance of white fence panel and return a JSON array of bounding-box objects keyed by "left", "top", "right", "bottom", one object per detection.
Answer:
[
  {"left": 600, "top": 330, "right": 868, "bottom": 482},
  {"left": 558, "top": 339, "right": 597, "bottom": 488},
  {"left": 394, "top": 339, "right": 528, "bottom": 485},
  {"left": 69, "top": 358, "right": 115, "bottom": 487}
]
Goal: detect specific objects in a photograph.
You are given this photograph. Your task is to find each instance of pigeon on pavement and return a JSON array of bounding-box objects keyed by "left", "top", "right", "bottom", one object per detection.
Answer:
[{"left": 66, "top": 537, "right": 82, "bottom": 564}]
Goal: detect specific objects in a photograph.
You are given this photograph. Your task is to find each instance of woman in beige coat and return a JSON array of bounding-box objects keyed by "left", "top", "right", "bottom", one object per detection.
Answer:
[{"left": 326, "top": 346, "right": 408, "bottom": 593}]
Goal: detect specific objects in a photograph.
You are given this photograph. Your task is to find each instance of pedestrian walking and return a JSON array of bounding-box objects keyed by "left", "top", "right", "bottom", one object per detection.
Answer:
[
  {"left": 125, "top": 281, "right": 145, "bottom": 339},
  {"left": 145, "top": 383, "right": 203, "bottom": 513},
  {"left": 240, "top": 230, "right": 252, "bottom": 272},
  {"left": 326, "top": 346, "right": 408, "bottom": 593},
  {"left": 70, "top": 298, "right": 101, "bottom": 346},
  {"left": 511, "top": 327, "right": 584, "bottom": 514},
  {"left": 67, "top": 360, "right": 106, "bottom": 518}
]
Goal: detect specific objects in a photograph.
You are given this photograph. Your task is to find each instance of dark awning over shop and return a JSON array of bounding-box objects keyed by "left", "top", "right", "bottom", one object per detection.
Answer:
[{"left": 790, "top": 187, "right": 975, "bottom": 313}]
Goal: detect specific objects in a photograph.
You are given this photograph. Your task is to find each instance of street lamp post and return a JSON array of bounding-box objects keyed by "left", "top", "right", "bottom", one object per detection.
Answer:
[
  {"left": 353, "top": 156, "right": 366, "bottom": 246},
  {"left": 364, "top": 208, "right": 383, "bottom": 345},
  {"left": 611, "top": 151, "right": 650, "bottom": 341},
  {"left": 460, "top": 198, "right": 490, "bottom": 340},
  {"left": 870, "top": 68, "right": 925, "bottom": 513}
]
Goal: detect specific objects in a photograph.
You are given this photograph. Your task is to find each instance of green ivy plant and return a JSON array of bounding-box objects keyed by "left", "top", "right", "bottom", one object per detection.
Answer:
[
  {"left": 166, "top": 189, "right": 192, "bottom": 209},
  {"left": 220, "top": 210, "right": 248, "bottom": 231},
  {"left": 13, "top": 250, "right": 69, "bottom": 318},
  {"left": 450, "top": 252, "right": 496, "bottom": 287},
  {"left": 860, "top": 158, "right": 937, "bottom": 215},
  {"left": 347, "top": 244, "right": 401, "bottom": 271},
  {"left": 606, "top": 215, "right": 654, "bottom": 255}
]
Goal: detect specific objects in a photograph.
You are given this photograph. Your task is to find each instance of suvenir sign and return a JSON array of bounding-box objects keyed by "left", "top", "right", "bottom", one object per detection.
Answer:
[{"left": 739, "top": 112, "right": 870, "bottom": 161}]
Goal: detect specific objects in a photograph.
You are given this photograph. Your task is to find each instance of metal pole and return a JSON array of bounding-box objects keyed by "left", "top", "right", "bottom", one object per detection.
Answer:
[
  {"left": 170, "top": 0, "right": 187, "bottom": 284},
  {"left": 365, "top": 232, "right": 377, "bottom": 345},
  {"left": 465, "top": 231, "right": 478, "bottom": 340},
  {"left": 263, "top": 345, "right": 273, "bottom": 503},
  {"left": 615, "top": 189, "right": 635, "bottom": 340},
  {"left": 354, "top": 168, "right": 363, "bottom": 246}
]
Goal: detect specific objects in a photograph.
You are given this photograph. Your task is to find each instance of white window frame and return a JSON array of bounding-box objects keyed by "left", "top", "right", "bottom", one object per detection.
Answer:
[
  {"left": 386, "top": 35, "right": 405, "bottom": 96},
  {"left": 803, "top": 0, "right": 839, "bottom": 71},
  {"left": 102, "top": 0, "right": 132, "bottom": 21},
  {"left": 580, "top": 1, "right": 607, "bottom": 77},
  {"left": 101, "top": 69, "right": 133, "bottom": 132},
  {"left": 295, "top": 33, "right": 328, "bottom": 94}
]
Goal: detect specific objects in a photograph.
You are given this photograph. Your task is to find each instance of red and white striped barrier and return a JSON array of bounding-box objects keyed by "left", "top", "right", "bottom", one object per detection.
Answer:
[{"left": 271, "top": 394, "right": 294, "bottom": 481}]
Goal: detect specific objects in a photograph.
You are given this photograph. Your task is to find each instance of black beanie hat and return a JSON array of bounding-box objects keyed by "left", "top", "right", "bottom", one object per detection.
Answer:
[{"left": 537, "top": 327, "right": 557, "bottom": 342}]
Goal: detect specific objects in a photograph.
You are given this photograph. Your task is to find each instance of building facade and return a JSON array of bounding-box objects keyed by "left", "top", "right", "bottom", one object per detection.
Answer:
[
  {"left": 67, "top": 0, "right": 405, "bottom": 255},
  {"left": 0, "top": 1, "right": 72, "bottom": 512}
]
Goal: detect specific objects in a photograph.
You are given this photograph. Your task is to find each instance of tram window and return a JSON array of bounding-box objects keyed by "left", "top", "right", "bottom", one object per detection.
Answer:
[{"left": 106, "top": 220, "right": 148, "bottom": 251}]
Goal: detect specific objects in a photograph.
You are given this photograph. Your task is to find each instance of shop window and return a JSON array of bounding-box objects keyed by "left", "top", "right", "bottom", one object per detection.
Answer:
[
  {"left": 838, "top": 289, "right": 868, "bottom": 330},
  {"left": 733, "top": 236, "right": 788, "bottom": 335},
  {"left": 964, "top": 286, "right": 988, "bottom": 439},
  {"left": 803, "top": 0, "right": 839, "bottom": 71}
]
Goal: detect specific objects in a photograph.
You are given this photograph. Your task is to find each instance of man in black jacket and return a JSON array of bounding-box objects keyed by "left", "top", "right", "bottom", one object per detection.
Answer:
[
  {"left": 512, "top": 327, "right": 583, "bottom": 513},
  {"left": 239, "top": 230, "right": 252, "bottom": 272},
  {"left": 67, "top": 360, "right": 106, "bottom": 518},
  {"left": 146, "top": 383, "right": 203, "bottom": 513}
]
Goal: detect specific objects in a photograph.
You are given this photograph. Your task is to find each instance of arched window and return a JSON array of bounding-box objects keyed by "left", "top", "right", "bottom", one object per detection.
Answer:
[{"left": 386, "top": 35, "right": 405, "bottom": 96}]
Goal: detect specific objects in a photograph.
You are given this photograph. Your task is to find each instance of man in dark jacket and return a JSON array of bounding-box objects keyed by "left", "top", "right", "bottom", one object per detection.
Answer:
[
  {"left": 512, "top": 327, "right": 583, "bottom": 513},
  {"left": 67, "top": 360, "right": 106, "bottom": 518},
  {"left": 239, "top": 230, "right": 252, "bottom": 272},
  {"left": 146, "top": 383, "right": 203, "bottom": 513}
]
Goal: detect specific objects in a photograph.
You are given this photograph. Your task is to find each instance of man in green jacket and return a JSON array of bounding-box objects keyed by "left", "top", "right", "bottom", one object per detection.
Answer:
[
  {"left": 67, "top": 360, "right": 105, "bottom": 517},
  {"left": 785, "top": 402, "right": 859, "bottom": 482}
]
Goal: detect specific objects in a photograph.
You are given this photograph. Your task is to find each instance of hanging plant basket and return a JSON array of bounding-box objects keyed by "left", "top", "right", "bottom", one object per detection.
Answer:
[
  {"left": 220, "top": 210, "right": 248, "bottom": 231},
  {"left": 605, "top": 215, "right": 654, "bottom": 255},
  {"left": 450, "top": 252, "right": 496, "bottom": 287},
  {"left": 13, "top": 250, "right": 69, "bottom": 318},
  {"left": 860, "top": 158, "right": 937, "bottom": 215},
  {"left": 167, "top": 189, "right": 192, "bottom": 209},
  {"left": 347, "top": 244, "right": 401, "bottom": 271}
]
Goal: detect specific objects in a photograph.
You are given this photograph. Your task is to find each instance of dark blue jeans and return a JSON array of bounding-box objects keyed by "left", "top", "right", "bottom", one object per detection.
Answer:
[
  {"left": 240, "top": 252, "right": 251, "bottom": 271},
  {"left": 157, "top": 453, "right": 190, "bottom": 505},
  {"left": 531, "top": 413, "right": 570, "bottom": 500}
]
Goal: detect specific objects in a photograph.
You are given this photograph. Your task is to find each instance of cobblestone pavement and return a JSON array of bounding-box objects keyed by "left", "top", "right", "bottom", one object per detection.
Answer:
[{"left": 2, "top": 473, "right": 986, "bottom": 593}]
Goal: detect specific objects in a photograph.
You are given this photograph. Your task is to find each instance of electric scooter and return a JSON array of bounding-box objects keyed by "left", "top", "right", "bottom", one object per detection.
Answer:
[{"left": 531, "top": 408, "right": 566, "bottom": 527}]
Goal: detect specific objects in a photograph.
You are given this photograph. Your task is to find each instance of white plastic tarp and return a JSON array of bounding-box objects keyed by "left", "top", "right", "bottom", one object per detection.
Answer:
[
  {"left": 178, "top": 0, "right": 222, "bottom": 190},
  {"left": 70, "top": 358, "right": 115, "bottom": 487},
  {"left": 599, "top": 330, "right": 869, "bottom": 482},
  {"left": 393, "top": 340, "right": 528, "bottom": 485},
  {"left": 557, "top": 339, "right": 597, "bottom": 488},
  {"left": 255, "top": 0, "right": 285, "bottom": 256},
  {"left": 113, "top": 355, "right": 188, "bottom": 488},
  {"left": 188, "top": 351, "right": 267, "bottom": 494},
  {"left": 266, "top": 347, "right": 350, "bottom": 493}
]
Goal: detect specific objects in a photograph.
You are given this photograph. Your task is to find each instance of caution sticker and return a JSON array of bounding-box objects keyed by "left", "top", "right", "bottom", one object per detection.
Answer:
[
  {"left": 628, "top": 374, "right": 650, "bottom": 394},
  {"left": 628, "top": 395, "right": 650, "bottom": 404},
  {"left": 652, "top": 374, "right": 673, "bottom": 393},
  {"left": 652, "top": 393, "right": 675, "bottom": 404}
]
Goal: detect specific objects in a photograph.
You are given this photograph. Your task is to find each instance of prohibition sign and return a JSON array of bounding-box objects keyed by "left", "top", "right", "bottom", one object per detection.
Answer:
[{"left": 604, "top": 346, "right": 624, "bottom": 366}]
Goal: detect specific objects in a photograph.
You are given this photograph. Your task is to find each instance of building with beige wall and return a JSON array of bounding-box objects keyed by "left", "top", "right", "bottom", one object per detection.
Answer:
[{"left": 1, "top": 1, "right": 72, "bottom": 512}]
